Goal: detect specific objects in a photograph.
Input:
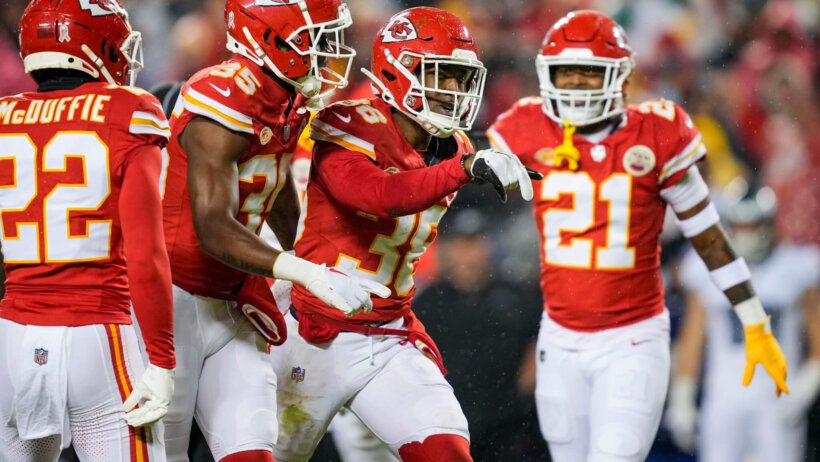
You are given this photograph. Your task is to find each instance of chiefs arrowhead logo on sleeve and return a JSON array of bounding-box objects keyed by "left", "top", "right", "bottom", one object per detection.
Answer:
[{"left": 381, "top": 15, "right": 417, "bottom": 43}]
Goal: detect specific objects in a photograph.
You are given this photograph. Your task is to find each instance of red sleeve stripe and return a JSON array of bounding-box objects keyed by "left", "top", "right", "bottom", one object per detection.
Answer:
[{"left": 105, "top": 324, "right": 150, "bottom": 462}]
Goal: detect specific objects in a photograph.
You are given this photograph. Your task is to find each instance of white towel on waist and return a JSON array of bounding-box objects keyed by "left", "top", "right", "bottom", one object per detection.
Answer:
[{"left": 6, "top": 325, "right": 70, "bottom": 440}]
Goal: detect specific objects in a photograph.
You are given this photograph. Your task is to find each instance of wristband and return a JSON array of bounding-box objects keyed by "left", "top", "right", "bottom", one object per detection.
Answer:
[
  {"left": 733, "top": 296, "right": 768, "bottom": 327},
  {"left": 461, "top": 153, "right": 473, "bottom": 177},
  {"left": 677, "top": 202, "right": 720, "bottom": 238},
  {"left": 709, "top": 258, "right": 751, "bottom": 291}
]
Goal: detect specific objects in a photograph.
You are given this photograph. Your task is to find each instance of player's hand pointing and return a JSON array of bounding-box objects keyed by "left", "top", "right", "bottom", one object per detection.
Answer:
[
  {"left": 463, "top": 149, "right": 543, "bottom": 202},
  {"left": 122, "top": 364, "right": 175, "bottom": 427}
]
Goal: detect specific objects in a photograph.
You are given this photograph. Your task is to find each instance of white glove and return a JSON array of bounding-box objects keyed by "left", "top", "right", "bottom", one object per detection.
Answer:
[
  {"left": 467, "top": 149, "right": 542, "bottom": 202},
  {"left": 323, "top": 266, "right": 392, "bottom": 316},
  {"left": 273, "top": 253, "right": 390, "bottom": 316},
  {"left": 779, "top": 360, "right": 820, "bottom": 426},
  {"left": 122, "top": 364, "right": 175, "bottom": 427},
  {"left": 664, "top": 377, "right": 698, "bottom": 453}
]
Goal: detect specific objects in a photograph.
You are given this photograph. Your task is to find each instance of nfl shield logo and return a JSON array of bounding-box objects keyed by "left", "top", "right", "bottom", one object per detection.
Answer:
[
  {"left": 291, "top": 366, "right": 305, "bottom": 383},
  {"left": 34, "top": 348, "right": 48, "bottom": 366}
]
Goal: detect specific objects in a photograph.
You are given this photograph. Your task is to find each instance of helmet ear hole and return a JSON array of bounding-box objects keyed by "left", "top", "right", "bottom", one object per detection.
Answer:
[
  {"left": 263, "top": 29, "right": 272, "bottom": 46},
  {"left": 381, "top": 70, "right": 397, "bottom": 82},
  {"left": 273, "top": 36, "right": 290, "bottom": 53},
  {"left": 109, "top": 46, "right": 119, "bottom": 63}
]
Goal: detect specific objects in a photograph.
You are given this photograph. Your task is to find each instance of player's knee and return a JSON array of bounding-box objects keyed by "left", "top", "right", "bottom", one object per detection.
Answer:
[
  {"left": 398, "top": 434, "right": 471, "bottom": 462},
  {"left": 589, "top": 425, "right": 644, "bottom": 462},
  {"left": 220, "top": 449, "right": 275, "bottom": 462}
]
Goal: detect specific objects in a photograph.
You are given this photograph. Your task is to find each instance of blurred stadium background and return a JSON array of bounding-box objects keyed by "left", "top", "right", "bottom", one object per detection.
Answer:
[{"left": 2, "top": 0, "right": 817, "bottom": 460}]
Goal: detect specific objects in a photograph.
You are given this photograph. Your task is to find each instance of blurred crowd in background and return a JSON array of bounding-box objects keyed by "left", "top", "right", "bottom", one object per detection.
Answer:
[{"left": 2, "top": 0, "right": 818, "bottom": 460}]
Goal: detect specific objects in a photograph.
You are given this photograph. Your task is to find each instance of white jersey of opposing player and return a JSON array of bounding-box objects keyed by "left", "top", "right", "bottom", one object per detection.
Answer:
[{"left": 679, "top": 244, "right": 820, "bottom": 398}]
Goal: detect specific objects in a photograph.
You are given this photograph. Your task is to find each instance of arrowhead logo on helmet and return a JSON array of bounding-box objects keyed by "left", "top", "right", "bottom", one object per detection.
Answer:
[
  {"left": 381, "top": 16, "right": 417, "bottom": 43},
  {"left": 78, "top": 0, "right": 119, "bottom": 17}
]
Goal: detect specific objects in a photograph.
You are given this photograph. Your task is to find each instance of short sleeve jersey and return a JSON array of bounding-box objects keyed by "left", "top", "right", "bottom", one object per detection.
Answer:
[
  {"left": 0, "top": 82, "right": 170, "bottom": 325},
  {"left": 488, "top": 97, "right": 705, "bottom": 331},
  {"left": 292, "top": 98, "right": 473, "bottom": 322},
  {"left": 163, "top": 56, "right": 309, "bottom": 296}
]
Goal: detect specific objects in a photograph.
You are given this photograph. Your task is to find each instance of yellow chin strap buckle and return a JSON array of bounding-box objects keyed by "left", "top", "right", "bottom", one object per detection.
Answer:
[{"left": 553, "top": 120, "right": 580, "bottom": 171}]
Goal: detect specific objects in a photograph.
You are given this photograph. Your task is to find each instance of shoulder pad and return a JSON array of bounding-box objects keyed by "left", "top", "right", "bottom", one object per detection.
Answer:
[{"left": 310, "top": 99, "right": 390, "bottom": 160}]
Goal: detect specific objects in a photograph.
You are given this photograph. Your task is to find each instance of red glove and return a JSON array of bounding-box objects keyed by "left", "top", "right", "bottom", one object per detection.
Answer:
[{"left": 238, "top": 275, "right": 288, "bottom": 346}]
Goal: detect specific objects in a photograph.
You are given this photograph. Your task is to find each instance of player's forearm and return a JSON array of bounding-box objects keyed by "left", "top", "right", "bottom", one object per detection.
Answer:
[
  {"left": 189, "top": 172, "right": 282, "bottom": 276},
  {"left": 266, "top": 176, "right": 300, "bottom": 251},
  {"left": 317, "top": 147, "right": 470, "bottom": 218},
  {"left": 688, "top": 224, "right": 755, "bottom": 304},
  {"left": 120, "top": 145, "right": 175, "bottom": 369},
  {"left": 373, "top": 155, "right": 468, "bottom": 216},
  {"left": 127, "top": 253, "right": 175, "bottom": 369},
  {"left": 194, "top": 213, "right": 281, "bottom": 277}
]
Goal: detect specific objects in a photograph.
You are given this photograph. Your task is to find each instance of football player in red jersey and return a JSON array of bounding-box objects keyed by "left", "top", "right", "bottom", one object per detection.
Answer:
[
  {"left": 486, "top": 10, "right": 790, "bottom": 462},
  {"left": 0, "top": 1, "right": 174, "bottom": 461},
  {"left": 159, "top": 1, "right": 389, "bottom": 461},
  {"left": 269, "top": 8, "right": 541, "bottom": 462}
]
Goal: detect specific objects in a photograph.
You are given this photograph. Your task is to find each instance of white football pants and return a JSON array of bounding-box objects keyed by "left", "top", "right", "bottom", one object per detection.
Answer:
[
  {"left": 161, "top": 285, "right": 277, "bottom": 461},
  {"left": 535, "top": 320, "right": 670, "bottom": 462},
  {"left": 271, "top": 314, "right": 469, "bottom": 462},
  {"left": 0, "top": 319, "right": 166, "bottom": 462}
]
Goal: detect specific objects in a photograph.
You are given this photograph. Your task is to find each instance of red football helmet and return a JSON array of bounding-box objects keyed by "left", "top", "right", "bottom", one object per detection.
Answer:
[
  {"left": 19, "top": 0, "right": 143, "bottom": 86},
  {"left": 225, "top": 0, "right": 355, "bottom": 99},
  {"left": 536, "top": 10, "right": 634, "bottom": 126},
  {"left": 363, "top": 7, "right": 487, "bottom": 137}
]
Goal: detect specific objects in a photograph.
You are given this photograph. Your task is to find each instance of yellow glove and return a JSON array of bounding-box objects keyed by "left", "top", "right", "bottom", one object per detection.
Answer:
[
  {"left": 553, "top": 120, "right": 580, "bottom": 171},
  {"left": 742, "top": 317, "right": 790, "bottom": 397}
]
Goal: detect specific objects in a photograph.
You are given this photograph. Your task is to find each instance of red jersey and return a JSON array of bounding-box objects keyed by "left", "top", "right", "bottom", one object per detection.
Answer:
[
  {"left": 0, "top": 83, "right": 170, "bottom": 325},
  {"left": 487, "top": 97, "right": 705, "bottom": 331},
  {"left": 163, "top": 56, "right": 309, "bottom": 296},
  {"left": 292, "top": 98, "right": 473, "bottom": 322}
]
